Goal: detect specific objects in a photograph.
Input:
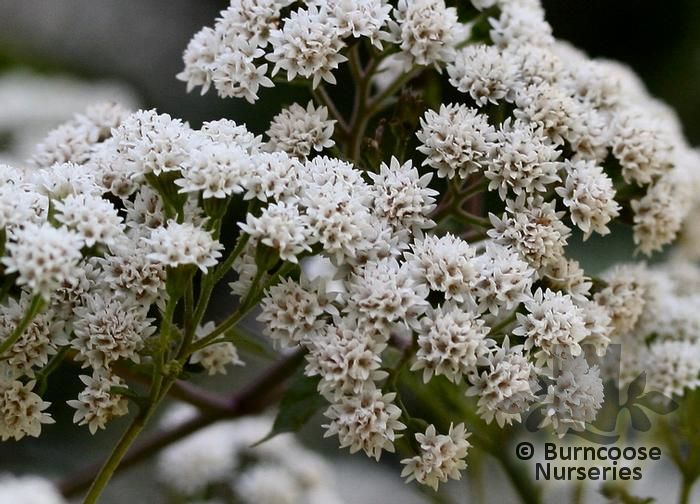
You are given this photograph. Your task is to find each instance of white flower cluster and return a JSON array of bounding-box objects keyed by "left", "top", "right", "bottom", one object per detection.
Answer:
[
  {"left": 178, "top": 0, "right": 467, "bottom": 102},
  {"left": 2, "top": 0, "right": 699, "bottom": 497},
  {"left": 157, "top": 406, "right": 344, "bottom": 504},
  {"left": 602, "top": 260, "right": 700, "bottom": 398},
  {"left": 416, "top": 8, "right": 700, "bottom": 257},
  {"left": 152, "top": 0, "right": 700, "bottom": 489},
  {"left": 0, "top": 105, "right": 259, "bottom": 438}
]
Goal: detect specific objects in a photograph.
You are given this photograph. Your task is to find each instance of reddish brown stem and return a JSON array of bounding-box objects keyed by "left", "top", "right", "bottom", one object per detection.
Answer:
[{"left": 59, "top": 350, "right": 305, "bottom": 499}]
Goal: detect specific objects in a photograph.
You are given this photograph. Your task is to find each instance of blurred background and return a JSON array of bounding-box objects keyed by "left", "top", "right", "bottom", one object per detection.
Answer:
[{"left": 0, "top": 1, "right": 699, "bottom": 502}]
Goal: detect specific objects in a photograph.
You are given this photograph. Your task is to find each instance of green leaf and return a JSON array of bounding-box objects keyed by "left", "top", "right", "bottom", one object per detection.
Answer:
[
  {"left": 252, "top": 371, "right": 325, "bottom": 446},
  {"left": 227, "top": 329, "right": 275, "bottom": 360}
]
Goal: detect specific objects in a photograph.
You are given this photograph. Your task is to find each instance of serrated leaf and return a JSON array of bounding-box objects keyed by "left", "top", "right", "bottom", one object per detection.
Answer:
[
  {"left": 252, "top": 371, "right": 325, "bottom": 446},
  {"left": 636, "top": 391, "right": 679, "bottom": 415}
]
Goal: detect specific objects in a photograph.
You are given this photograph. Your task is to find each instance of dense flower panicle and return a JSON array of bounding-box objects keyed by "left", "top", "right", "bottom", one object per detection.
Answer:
[
  {"left": 296, "top": 156, "right": 375, "bottom": 264},
  {"left": 30, "top": 101, "right": 131, "bottom": 168},
  {"left": 98, "top": 240, "right": 166, "bottom": 305},
  {"left": 200, "top": 118, "right": 263, "bottom": 152},
  {"left": 54, "top": 193, "right": 125, "bottom": 248},
  {"left": 448, "top": 45, "right": 519, "bottom": 106},
  {"left": 416, "top": 104, "right": 497, "bottom": 179},
  {"left": 32, "top": 162, "right": 102, "bottom": 200},
  {"left": 50, "top": 260, "right": 100, "bottom": 327},
  {"left": 265, "top": 101, "right": 336, "bottom": 159},
  {"left": 176, "top": 141, "right": 251, "bottom": 198},
  {"left": 485, "top": 119, "right": 561, "bottom": 200},
  {"left": 244, "top": 151, "right": 301, "bottom": 202},
  {"left": 305, "top": 319, "right": 387, "bottom": 400},
  {"left": 143, "top": 221, "right": 223, "bottom": 273},
  {"left": 67, "top": 373, "right": 129, "bottom": 434},
  {"left": 326, "top": 0, "right": 392, "bottom": 48},
  {"left": 122, "top": 186, "right": 165, "bottom": 231},
  {"left": 258, "top": 277, "right": 334, "bottom": 348},
  {"left": 489, "top": 0, "right": 554, "bottom": 48},
  {"left": 631, "top": 174, "right": 687, "bottom": 255},
  {"left": 514, "top": 288, "right": 589, "bottom": 364},
  {"left": 513, "top": 82, "right": 580, "bottom": 145},
  {"left": 3, "top": 0, "right": 700, "bottom": 490},
  {"left": 593, "top": 265, "right": 647, "bottom": 336},
  {"left": 176, "top": 26, "right": 219, "bottom": 95},
  {"left": 239, "top": 201, "right": 312, "bottom": 263},
  {"left": 218, "top": 1, "right": 290, "bottom": 49},
  {"left": 211, "top": 40, "right": 273, "bottom": 103},
  {"left": 0, "top": 183, "right": 48, "bottom": 231},
  {"left": 555, "top": 160, "right": 620, "bottom": 239},
  {"left": 2, "top": 223, "right": 84, "bottom": 299},
  {"left": 344, "top": 258, "right": 429, "bottom": 340},
  {"left": 489, "top": 195, "right": 570, "bottom": 271},
  {"left": 642, "top": 340, "right": 700, "bottom": 398},
  {"left": 405, "top": 234, "right": 477, "bottom": 305},
  {"left": 72, "top": 293, "right": 155, "bottom": 370},
  {"left": 541, "top": 257, "right": 592, "bottom": 302},
  {"left": 412, "top": 303, "right": 493, "bottom": 384},
  {"left": 612, "top": 105, "right": 675, "bottom": 186},
  {"left": 577, "top": 299, "right": 613, "bottom": 356},
  {"left": 0, "top": 297, "right": 67, "bottom": 378},
  {"left": 229, "top": 240, "right": 267, "bottom": 298},
  {"left": 467, "top": 339, "right": 539, "bottom": 427},
  {"left": 268, "top": 6, "right": 348, "bottom": 88},
  {"left": 323, "top": 386, "right": 406, "bottom": 460},
  {"left": 471, "top": 241, "right": 535, "bottom": 315},
  {"left": 539, "top": 356, "right": 604, "bottom": 436},
  {"left": 0, "top": 377, "right": 54, "bottom": 441},
  {"left": 401, "top": 423, "right": 471, "bottom": 490},
  {"left": 112, "top": 109, "right": 192, "bottom": 178},
  {"left": 390, "top": 0, "right": 465, "bottom": 70},
  {"left": 369, "top": 157, "right": 438, "bottom": 240}
]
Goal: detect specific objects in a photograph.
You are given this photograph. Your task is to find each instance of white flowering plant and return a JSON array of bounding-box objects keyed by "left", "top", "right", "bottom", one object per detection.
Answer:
[{"left": 3, "top": 0, "right": 700, "bottom": 502}]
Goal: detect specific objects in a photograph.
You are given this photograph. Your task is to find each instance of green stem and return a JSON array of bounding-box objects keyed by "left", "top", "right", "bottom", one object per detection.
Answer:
[
  {"left": 311, "top": 84, "right": 349, "bottom": 135},
  {"left": 212, "top": 232, "right": 250, "bottom": 286},
  {"left": 454, "top": 211, "right": 490, "bottom": 229},
  {"left": 81, "top": 377, "right": 174, "bottom": 504},
  {"left": 0, "top": 295, "right": 44, "bottom": 355},
  {"left": 183, "top": 284, "right": 194, "bottom": 343},
  {"left": 488, "top": 310, "right": 519, "bottom": 336},
  {"left": 36, "top": 346, "right": 70, "bottom": 395},
  {"left": 157, "top": 296, "right": 178, "bottom": 372},
  {"left": 61, "top": 351, "right": 305, "bottom": 499},
  {"left": 188, "top": 261, "right": 295, "bottom": 355},
  {"left": 190, "top": 232, "right": 250, "bottom": 335},
  {"left": 365, "top": 66, "right": 421, "bottom": 116}
]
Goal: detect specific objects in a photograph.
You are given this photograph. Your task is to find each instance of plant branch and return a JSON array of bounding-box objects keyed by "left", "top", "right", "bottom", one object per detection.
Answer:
[
  {"left": 311, "top": 84, "right": 350, "bottom": 135},
  {"left": 59, "top": 350, "right": 305, "bottom": 499}
]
